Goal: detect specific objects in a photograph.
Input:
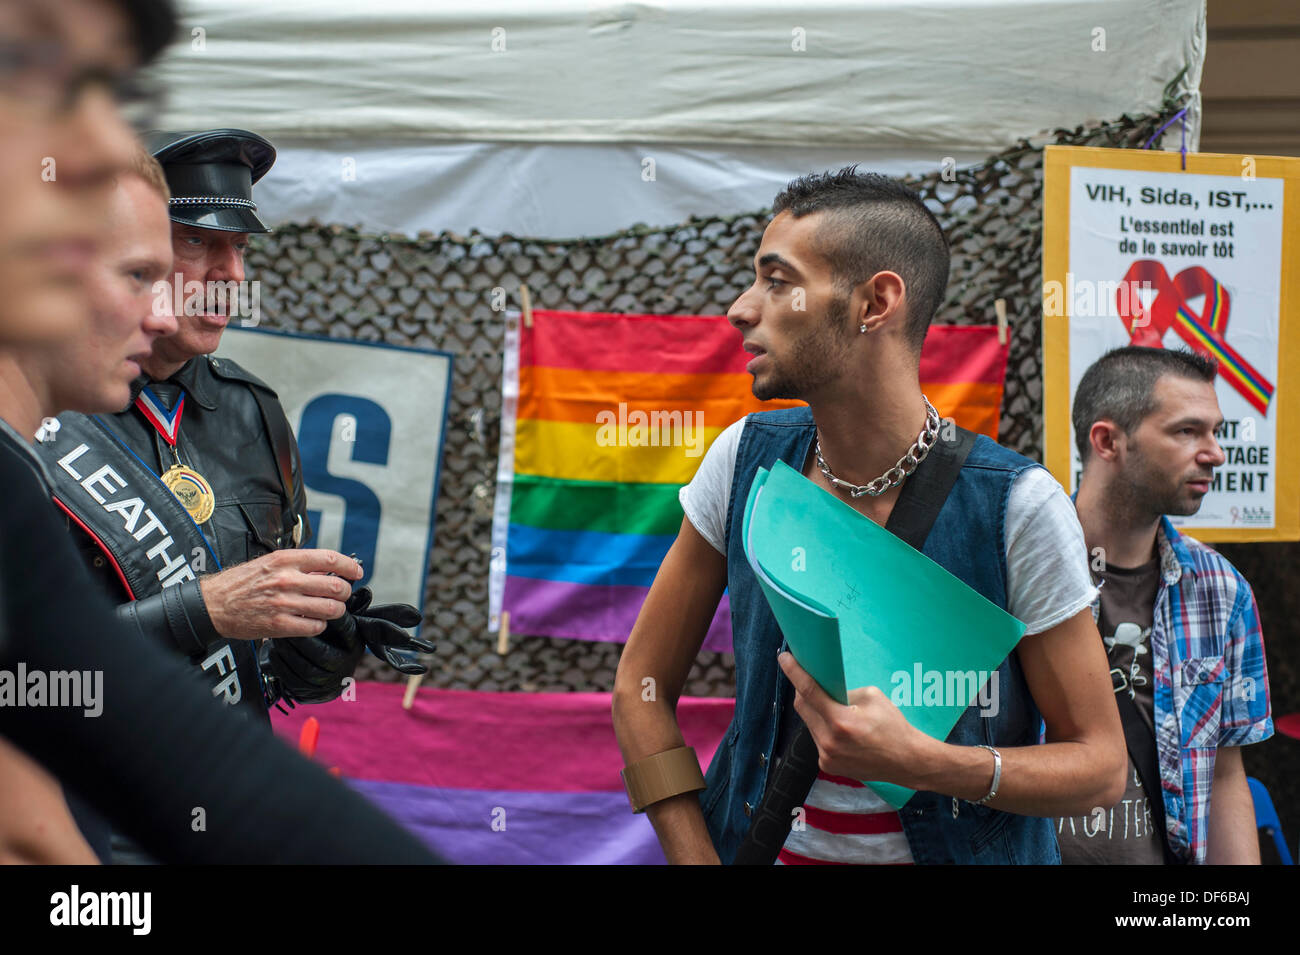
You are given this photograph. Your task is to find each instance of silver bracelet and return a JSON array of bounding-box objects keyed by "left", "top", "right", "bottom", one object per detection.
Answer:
[{"left": 973, "top": 744, "right": 1001, "bottom": 805}]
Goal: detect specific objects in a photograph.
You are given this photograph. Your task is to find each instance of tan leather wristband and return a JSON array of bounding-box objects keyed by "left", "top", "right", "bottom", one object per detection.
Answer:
[{"left": 621, "top": 746, "right": 706, "bottom": 813}]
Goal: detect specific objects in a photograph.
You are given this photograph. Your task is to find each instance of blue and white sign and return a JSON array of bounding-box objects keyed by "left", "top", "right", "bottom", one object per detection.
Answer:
[{"left": 217, "top": 326, "right": 453, "bottom": 624}]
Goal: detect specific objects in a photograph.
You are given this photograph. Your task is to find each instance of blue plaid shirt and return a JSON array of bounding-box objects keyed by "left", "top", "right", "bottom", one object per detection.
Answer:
[{"left": 1092, "top": 518, "right": 1273, "bottom": 864}]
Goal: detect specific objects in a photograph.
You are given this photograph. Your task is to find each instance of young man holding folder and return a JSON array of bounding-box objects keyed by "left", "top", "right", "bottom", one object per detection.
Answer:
[{"left": 613, "top": 168, "right": 1127, "bottom": 864}]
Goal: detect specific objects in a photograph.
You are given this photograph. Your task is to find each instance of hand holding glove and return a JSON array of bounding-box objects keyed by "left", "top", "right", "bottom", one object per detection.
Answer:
[
  {"left": 265, "top": 612, "right": 366, "bottom": 705},
  {"left": 343, "top": 587, "right": 435, "bottom": 675},
  {"left": 265, "top": 585, "right": 435, "bottom": 705}
]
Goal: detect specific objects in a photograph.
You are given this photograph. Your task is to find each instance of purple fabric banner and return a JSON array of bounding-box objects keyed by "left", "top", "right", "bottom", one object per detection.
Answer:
[{"left": 503, "top": 575, "right": 733, "bottom": 653}]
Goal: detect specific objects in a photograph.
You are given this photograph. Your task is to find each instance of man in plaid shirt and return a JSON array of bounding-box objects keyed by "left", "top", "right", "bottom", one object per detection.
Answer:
[{"left": 1063, "top": 346, "right": 1273, "bottom": 864}]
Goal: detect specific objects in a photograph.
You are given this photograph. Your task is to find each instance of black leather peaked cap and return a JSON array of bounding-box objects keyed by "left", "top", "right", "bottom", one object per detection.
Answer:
[{"left": 144, "top": 129, "right": 276, "bottom": 233}]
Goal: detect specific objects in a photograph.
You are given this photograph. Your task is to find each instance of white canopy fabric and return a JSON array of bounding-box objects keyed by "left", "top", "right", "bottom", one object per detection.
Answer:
[{"left": 153, "top": 0, "right": 1205, "bottom": 236}]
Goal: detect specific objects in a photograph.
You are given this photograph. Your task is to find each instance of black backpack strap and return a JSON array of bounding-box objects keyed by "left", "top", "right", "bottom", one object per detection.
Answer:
[
  {"left": 734, "top": 426, "right": 978, "bottom": 865},
  {"left": 1113, "top": 686, "right": 1182, "bottom": 864},
  {"left": 881, "top": 426, "right": 978, "bottom": 549}
]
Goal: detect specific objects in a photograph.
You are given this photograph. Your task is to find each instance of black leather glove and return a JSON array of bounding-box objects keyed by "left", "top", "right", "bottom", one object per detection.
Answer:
[
  {"left": 344, "top": 587, "right": 435, "bottom": 675},
  {"left": 265, "top": 612, "right": 367, "bottom": 705}
]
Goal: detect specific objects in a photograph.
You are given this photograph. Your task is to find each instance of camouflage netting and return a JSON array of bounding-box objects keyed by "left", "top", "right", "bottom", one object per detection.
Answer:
[
  {"left": 248, "top": 106, "right": 1300, "bottom": 849},
  {"left": 246, "top": 109, "right": 1183, "bottom": 699}
]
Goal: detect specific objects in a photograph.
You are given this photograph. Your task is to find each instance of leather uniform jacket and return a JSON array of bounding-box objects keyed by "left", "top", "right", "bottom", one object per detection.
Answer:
[{"left": 63, "top": 355, "right": 310, "bottom": 706}]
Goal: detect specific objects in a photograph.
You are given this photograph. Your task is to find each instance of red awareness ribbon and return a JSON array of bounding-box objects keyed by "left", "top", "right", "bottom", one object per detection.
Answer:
[{"left": 1116, "top": 260, "right": 1275, "bottom": 415}]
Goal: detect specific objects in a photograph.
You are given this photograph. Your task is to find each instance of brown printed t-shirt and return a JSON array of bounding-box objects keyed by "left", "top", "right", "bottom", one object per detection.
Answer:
[{"left": 1056, "top": 557, "right": 1166, "bottom": 865}]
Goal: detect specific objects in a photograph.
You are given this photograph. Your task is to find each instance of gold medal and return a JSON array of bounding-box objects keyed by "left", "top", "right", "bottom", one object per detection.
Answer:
[{"left": 161, "top": 464, "right": 216, "bottom": 524}]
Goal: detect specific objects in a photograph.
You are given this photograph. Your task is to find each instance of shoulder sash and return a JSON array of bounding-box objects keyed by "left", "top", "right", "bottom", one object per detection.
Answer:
[{"left": 39, "top": 413, "right": 217, "bottom": 597}]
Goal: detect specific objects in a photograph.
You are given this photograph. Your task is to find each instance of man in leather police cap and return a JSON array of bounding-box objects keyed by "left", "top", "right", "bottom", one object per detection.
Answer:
[{"left": 41, "top": 128, "right": 434, "bottom": 744}]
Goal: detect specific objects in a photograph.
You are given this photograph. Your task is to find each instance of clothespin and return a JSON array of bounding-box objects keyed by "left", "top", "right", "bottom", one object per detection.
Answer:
[
  {"left": 995, "top": 298, "right": 1008, "bottom": 346},
  {"left": 298, "top": 717, "right": 320, "bottom": 758},
  {"left": 298, "top": 716, "right": 340, "bottom": 774},
  {"left": 520, "top": 284, "right": 533, "bottom": 328},
  {"left": 402, "top": 672, "right": 423, "bottom": 710},
  {"left": 497, "top": 610, "right": 511, "bottom": 656}
]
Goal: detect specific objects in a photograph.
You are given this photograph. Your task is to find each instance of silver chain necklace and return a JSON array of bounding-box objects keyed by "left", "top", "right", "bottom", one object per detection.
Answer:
[{"left": 814, "top": 397, "right": 940, "bottom": 498}]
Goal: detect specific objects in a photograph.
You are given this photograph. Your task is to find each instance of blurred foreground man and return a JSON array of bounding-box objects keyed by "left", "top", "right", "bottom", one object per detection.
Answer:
[
  {"left": 1061, "top": 347, "right": 1272, "bottom": 864},
  {"left": 0, "top": 0, "right": 153, "bottom": 866},
  {"left": 0, "top": 0, "right": 438, "bottom": 865}
]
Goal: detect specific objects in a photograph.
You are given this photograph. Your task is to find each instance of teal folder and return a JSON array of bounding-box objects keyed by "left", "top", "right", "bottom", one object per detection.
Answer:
[{"left": 742, "top": 459, "right": 1026, "bottom": 808}]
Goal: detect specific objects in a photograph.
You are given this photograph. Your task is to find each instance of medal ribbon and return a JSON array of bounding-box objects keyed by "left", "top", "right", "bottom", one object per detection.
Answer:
[
  {"left": 133, "top": 385, "right": 216, "bottom": 524},
  {"left": 134, "top": 385, "right": 187, "bottom": 447},
  {"left": 1116, "top": 260, "right": 1275, "bottom": 415}
]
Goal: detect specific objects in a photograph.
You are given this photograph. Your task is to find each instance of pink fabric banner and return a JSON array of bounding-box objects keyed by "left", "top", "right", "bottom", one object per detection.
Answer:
[{"left": 271, "top": 683, "right": 735, "bottom": 863}]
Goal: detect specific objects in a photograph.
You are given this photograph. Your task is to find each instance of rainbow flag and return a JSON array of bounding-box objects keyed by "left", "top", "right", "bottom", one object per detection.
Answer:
[
  {"left": 490, "top": 310, "right": 1009, "bottom": 650},
  {"left": 271, "top": 683, "right": 734, "bottom": 864}
]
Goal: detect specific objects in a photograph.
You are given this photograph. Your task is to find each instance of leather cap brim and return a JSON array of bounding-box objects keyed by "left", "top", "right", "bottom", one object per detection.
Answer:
[{"left": 169, "top": 204, "right": 271, "bottom": 234}]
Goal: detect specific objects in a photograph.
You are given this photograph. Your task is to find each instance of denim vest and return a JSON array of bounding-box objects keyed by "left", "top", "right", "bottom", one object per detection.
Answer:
[{"left": 701, "top": 406, "right": 1060, "bottom": 865}]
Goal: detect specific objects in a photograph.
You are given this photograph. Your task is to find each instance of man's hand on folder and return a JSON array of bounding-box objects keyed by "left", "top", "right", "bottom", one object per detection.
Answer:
[{"left": 779, "top": 651, "right": 924, "bottom": 785}]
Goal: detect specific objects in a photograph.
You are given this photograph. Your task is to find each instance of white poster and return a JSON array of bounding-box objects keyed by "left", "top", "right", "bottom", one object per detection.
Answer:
[
  {"left": 1064, "top": 165, "right": 1283, "bottom": 530},
  {"left": 217, "top": 327, "right": 453, "bottom": 624}
]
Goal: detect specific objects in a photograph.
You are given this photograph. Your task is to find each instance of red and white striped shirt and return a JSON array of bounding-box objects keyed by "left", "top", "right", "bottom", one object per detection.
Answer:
[{"left": 778, "top": 772, "right": 915, "bottom": 865}]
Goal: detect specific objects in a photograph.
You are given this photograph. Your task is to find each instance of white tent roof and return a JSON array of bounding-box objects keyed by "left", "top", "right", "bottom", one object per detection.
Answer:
[{"left": 152, "top": 0, "right": 1205, "bottom": 236}]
